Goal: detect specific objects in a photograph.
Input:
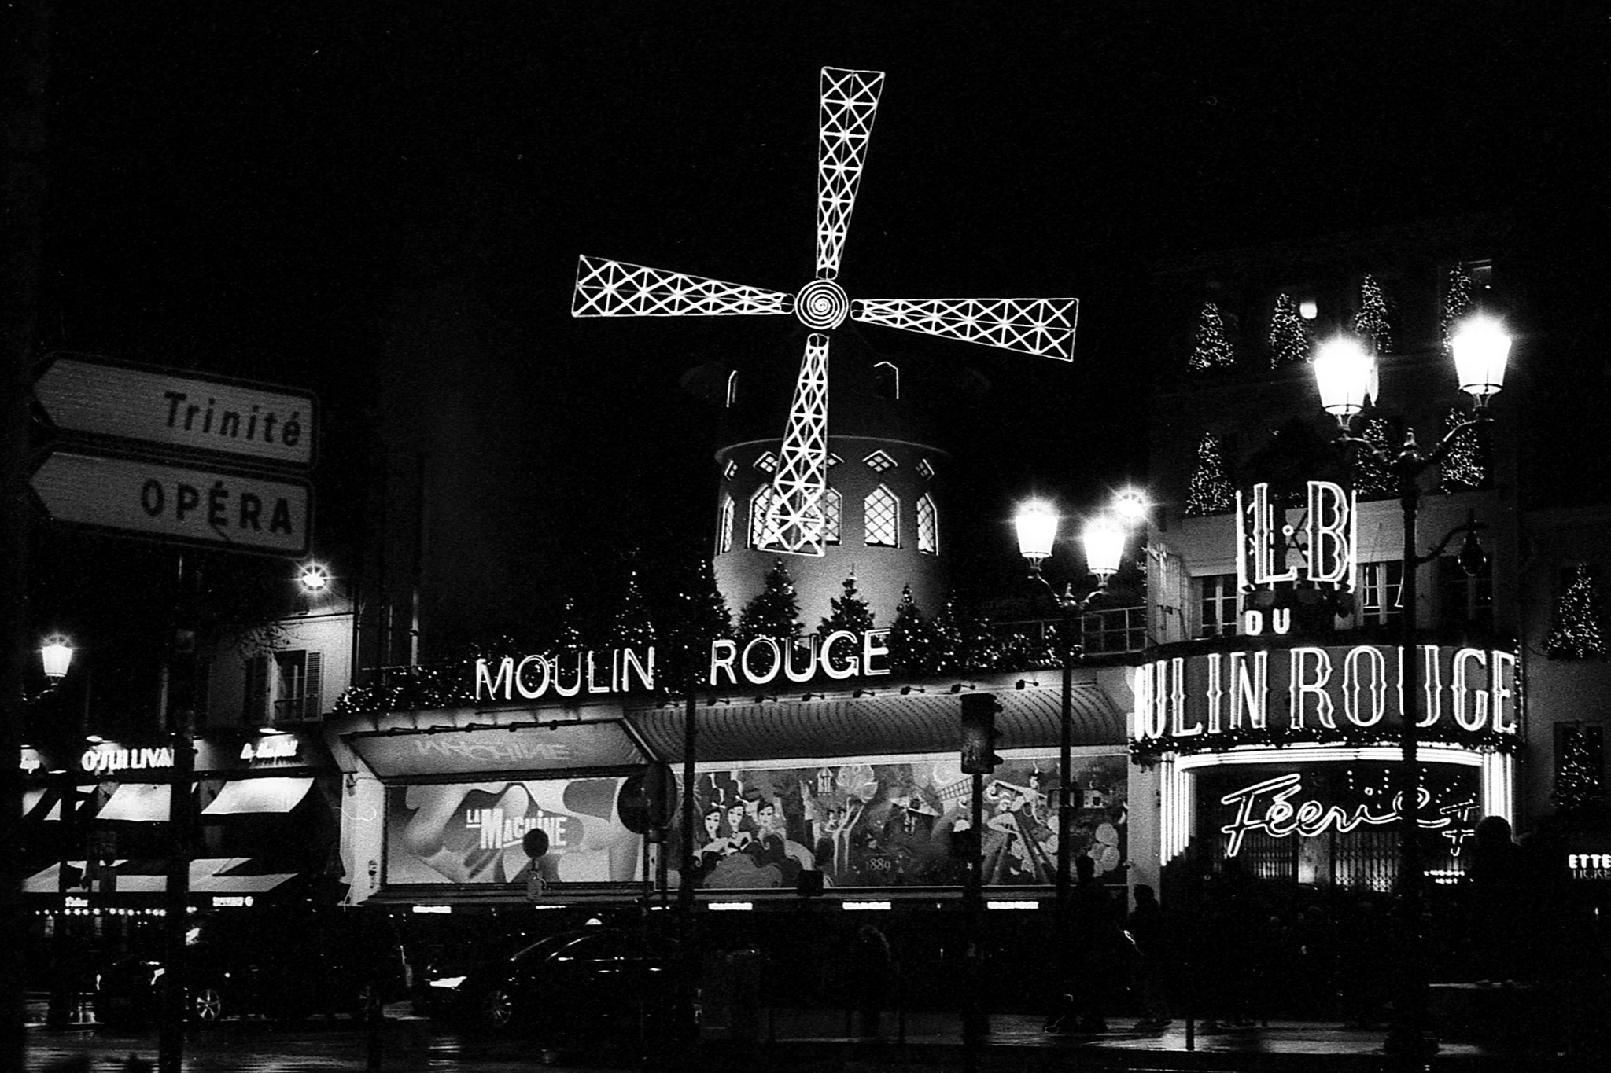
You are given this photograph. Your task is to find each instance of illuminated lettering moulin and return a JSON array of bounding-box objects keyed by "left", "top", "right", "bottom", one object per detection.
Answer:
[
  {"left": 1134, "top": 643, "right": 1518, "bottom": 748},
  {"left": 473, "top": 628, "right": 892, "bottom": 703}
]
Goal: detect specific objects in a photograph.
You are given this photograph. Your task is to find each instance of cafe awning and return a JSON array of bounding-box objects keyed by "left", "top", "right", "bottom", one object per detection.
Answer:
[
  {"left": 23, "top": 788, "right": 61, "bottom": 822},
  {"left": 96, "top": 782, "right": 171, "bottom": 823},
  {"left": 201, "top": 776, "right": 313, "bottom": 816}
]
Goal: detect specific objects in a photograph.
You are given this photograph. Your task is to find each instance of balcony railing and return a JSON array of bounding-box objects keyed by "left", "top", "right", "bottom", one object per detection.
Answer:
[{"left": 993, "top": 604, "right": 1148, "bottom": 658}]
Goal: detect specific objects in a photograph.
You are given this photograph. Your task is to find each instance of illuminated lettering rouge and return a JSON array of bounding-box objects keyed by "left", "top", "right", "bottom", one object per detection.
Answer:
[
  {"left": 1134, "top": 644, "right": 1518, "bottom": 746},
  {"left": 1219, "top": 772, "right": 1451, "bottom": 858},
  {"left": 473, "top": 628, "right": 892, "bottom": 703}
]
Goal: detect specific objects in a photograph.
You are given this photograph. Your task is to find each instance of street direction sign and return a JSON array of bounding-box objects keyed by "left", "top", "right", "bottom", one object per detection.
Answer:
[
  {"left": 30, "top": 450, "right": 311, "bottom": 555},
  {"left": 34, "top": 354, "right": 315, "bottom": 468}
]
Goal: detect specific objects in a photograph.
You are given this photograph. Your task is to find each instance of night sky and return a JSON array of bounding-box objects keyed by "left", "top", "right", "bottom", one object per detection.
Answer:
[{"left": 25, "top": 3, "right": 1606, "bottom": 711}]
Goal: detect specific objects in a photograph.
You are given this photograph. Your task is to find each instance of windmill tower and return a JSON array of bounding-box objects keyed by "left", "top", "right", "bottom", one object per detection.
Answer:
[{"left": 574, "top": 67, "right": 1078, "bottom": 623}]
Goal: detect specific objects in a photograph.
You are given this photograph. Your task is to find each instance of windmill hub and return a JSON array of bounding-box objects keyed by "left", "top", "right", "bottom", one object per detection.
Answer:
[{"left": 794, "top": 279, "right": 850, "bottom": 330}]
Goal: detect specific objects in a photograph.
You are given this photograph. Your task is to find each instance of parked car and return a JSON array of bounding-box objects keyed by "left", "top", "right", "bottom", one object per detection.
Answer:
[
  {"left": 94, "top": 910, "right": 407, "bottom": 1027},
  {"left": 421, "top": 924, "right": 697, "bottom": 1050}
]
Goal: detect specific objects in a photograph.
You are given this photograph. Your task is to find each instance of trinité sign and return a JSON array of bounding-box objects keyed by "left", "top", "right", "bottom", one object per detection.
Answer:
[
  {"left": 1133, "top": 643, "right": 1518, "bottom": 750},
  {"left": 474, "top": 628, "right": 892, "bottom": 703}
]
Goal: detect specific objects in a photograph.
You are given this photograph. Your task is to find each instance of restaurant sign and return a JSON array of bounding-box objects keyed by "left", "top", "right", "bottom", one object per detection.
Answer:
[
  {"left": 1133, "top": 643, "right": 1518, "bottom": 754},
  {"left": 474, "top": 628, "right": 892, "bottom": 703}
]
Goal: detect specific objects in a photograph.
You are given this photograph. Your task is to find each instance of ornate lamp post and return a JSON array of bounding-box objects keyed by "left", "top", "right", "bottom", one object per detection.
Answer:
[
  {"left": 1311, "top": 312, "right": 1511, "bottom": 1061},
  {"left": 1014, "top": 494, "right": 1140, "bottom": 912},
  {"left": 38, "top": 634, "right": 75, "bottom": 684}
]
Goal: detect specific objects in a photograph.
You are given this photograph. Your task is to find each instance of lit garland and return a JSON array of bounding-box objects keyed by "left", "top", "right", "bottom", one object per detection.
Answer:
[
  {"left": 1129, "top": 722, "right": 1523, "bottom": 767},
  {"left": 1546, "top": 563, "right": 1611, "bottom": 660},
  {"left": 1190, "top": 301, "right": 1237, "bottom": 373},
  {"left": 1268, "top": 293, "right": 1312, "bottom": 368},
  {"left": 1438, "top": 404, "right": 1488, "bottom": 492},
  {"left": 1352, "top": 274, "right": 1392, "bottom": 354},
  {"left": 1185, "top": 433, "right": 1236, "bottom": 516}
]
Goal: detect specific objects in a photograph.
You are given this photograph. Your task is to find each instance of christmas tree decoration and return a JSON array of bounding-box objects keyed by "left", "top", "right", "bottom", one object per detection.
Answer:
[
  {"left": 1552, "top": 723, "right": 1605, "bottom": 814},
  {"left": 1441, "top": 265, "right": 1477, "bottom": 357},
  {"left": 662, "top": 558, "right": 734, "bottom": 687},
  {"left": 1353, "top": 274, "right": 1392, "bottom": 354},
  {"left": 1268, "top": 293, "right": 1312, "bottom": 367},
  {"left": 927, "top": 591, "right": 965, "bottom": 675},
  {"left": 1352, "top": 417, "right": 1399, "bottom": 500},
  {"left": 888, "top": 584, "right": 936, "bottom": 675},
  {"left": 608, "top": 552, "right": 657, "bottom": 649},
  {"left": 1189, "top": 301, "right": 1237, "bottom": 373},
  {"left": 1438, "top": 405, "right": 1489, "bottom": 492},
  {"left": 737, "top": 559, "right": 804, "bottom": 642},
  {"left": 1184, "top": 433, "right": 1236, "bottom": 516},
  {"left": 574, "top": 67, "right": 1078, "bottom": 556},
  {"left": 818, "top": 570, "right": 876, "bottom": 636},
  {"left": 1546, "top": 564, "right": 1611, "bottom": 660},
  {"left": 553, "top": 595, "right": 587, "bottom": 651}
]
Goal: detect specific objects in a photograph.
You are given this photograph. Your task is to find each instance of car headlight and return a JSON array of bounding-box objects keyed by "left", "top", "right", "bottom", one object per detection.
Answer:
[{"left": 426, "top": 975, "right": 466, "bottom": 990}]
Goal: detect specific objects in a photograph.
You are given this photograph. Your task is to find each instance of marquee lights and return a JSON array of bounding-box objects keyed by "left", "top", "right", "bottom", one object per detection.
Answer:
[
  {"left": 1133, "top": 643, "right": 1518, "bottom": 753},
  {"left": 473, "top": 628, "right": 892, "bottom": 703}
]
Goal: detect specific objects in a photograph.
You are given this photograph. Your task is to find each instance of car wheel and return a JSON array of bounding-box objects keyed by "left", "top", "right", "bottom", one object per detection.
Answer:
[
  {"left": 483, "top": 987, "right": 517, "bottom": 1030},
  {"left": 190, "top": 986, "right": 225, "bottom": 1024}
]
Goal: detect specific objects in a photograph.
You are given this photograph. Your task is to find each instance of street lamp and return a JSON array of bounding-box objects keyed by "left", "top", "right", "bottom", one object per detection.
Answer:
[
  {"left": 1310, "top": 312, "right": 1511, "bottom": 1061},
  {"left": 39, "top": 635, "right": 75, "bottom": 683},
  {"left": 296, "top": 562, "right": 331, "bottom": 594},
  {"left": 1014, "top": 494, "right": 1143, "bottom": 913}
]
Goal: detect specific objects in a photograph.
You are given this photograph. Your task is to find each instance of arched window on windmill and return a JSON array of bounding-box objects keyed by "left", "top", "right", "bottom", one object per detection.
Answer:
[
  {"left": 916, "top": 493, "right": 939, "bottom": 555},
  {"left": 873, "top": 360, "right": 900, "bottom": 400},
  {"left": 864, "top": 485, "right": 899, "bottom": 548},
  {"left": 717, "top": 494, "right": 735, "bottom": 554},
  {"left": 823, "top": 487, "right": 843, "bottom": 546},
  {"left": 748, "top": 485, "right": 776, "bottom": 549}
]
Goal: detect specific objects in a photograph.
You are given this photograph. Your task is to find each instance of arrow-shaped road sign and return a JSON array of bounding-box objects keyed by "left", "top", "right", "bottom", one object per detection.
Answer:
[
  {"left": 34, "top": 355, "right": 315, "bottom": 468},
  {"left": 31, "top": 451, "right": 311, "bottom": 556}
]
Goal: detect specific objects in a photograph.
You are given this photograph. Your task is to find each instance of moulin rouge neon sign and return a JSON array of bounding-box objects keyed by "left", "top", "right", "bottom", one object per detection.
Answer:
[
  {"left": 1134, "top": 643, "right": 1518, "bottom": 747},
  {"left": 1219, "top": 772, "right": 1479, "bottom": 857},
  {"left": 1235, "top": 480, "right": 1356, "bottom": 635},
  {"left": 473, "top": 628, "right": 892, "bottom": 703}
]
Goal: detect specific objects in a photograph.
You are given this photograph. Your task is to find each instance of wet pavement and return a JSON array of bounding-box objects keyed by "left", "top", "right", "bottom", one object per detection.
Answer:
[{"left": 24, "top": 997, "right": 1577, "bottom": 1072}]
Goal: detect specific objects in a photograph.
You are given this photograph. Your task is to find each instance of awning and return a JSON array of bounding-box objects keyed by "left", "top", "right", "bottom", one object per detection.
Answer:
[
  {"left": 626, "top": 678, "right": 1127, "bottom": 764},
  {"left": 201, "top": 776, "right": 313, "bottom": 816},
  {"left": 23, "top": 788, "right": 61, "bottom": 822},
  {"left": 24, "top": 860, "right": 98, "bottom": 894},
  {"left": 96, "top": 782, "right": 171, "bottom": 823},
  {"left": 191, "top": 858, "right": 298, "bottom": 894},
  {"left": 347, "top": 719, "right": 645, "bottom": 778}
]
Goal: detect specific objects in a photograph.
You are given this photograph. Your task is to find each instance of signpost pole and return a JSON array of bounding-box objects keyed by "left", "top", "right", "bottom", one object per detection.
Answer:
[{"left": 157, "top": 555, "right": 199, "bottom": 1073}]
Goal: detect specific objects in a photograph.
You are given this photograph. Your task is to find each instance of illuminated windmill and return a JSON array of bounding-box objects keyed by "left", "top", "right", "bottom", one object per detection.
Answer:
[{"left": 574, "top": 67, "right": 1078, "bottom": 558}]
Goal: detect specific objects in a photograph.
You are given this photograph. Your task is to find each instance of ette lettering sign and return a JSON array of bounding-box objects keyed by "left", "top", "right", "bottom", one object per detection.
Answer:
[
  {"left": 35, "top": 355, "right": 314, "bottom": 468},
  {"left": 31, "top": 451, "right": 310, "bottom": 555}
]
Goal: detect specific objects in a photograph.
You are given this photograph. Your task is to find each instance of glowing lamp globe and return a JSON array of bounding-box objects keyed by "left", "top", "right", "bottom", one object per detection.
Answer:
[
  {"left": 1450, "top": 313, "right": 1511, "bottom": 403},
  {"left": 1111, "top": 488, "right": 1150, "bottom": 526},
  {"left": 297, "top": 563, "right": 331, "bottom": 593},
  {"left": 40, "top": 636, "right": 75, "bottom": 681},
  {"left": 1014, "top": 500, "right": 1059, "bottom": 564},
  {"left": 1312, "top": 337, "right": 1378, "bottom": 419},
  {"left": 1081, "top": 515, "right": 1126, "bottom": 581}
]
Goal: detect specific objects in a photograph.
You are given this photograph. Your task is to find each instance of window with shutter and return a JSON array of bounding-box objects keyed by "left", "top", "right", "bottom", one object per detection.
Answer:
[
  {"left": 304, "top": 651, "right": 323, "bottom": 719},
  {"left": 243, "top": 656, "right": 270, "bottom": 724}
]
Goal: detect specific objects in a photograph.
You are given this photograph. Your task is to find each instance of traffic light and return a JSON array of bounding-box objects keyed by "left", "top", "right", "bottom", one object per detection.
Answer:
[{"left": 960, "top": 692, "right": 1003, "bottom": 774}]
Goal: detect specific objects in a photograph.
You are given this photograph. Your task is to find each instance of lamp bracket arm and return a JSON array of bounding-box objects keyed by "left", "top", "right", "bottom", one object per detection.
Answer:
[{"left": 1413, "top": 517, "right": 1487, "bottom": 568}]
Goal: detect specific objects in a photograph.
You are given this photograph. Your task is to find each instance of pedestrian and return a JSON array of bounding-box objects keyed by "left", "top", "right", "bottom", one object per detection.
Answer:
[
  {"left": 1127, "top": 884, "right": 1172, "bottom": 1031},
  {"left": 1054, "top": 855, "right": 1123, "bottom": 1033}
]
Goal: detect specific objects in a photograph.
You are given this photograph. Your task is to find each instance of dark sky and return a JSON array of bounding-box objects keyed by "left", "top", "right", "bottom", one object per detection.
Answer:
[{"left": 28, "top": 3, "right": 1607, "bottom": 676}]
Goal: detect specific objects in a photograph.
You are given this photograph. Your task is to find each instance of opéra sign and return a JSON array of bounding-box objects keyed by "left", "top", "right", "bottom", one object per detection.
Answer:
[
  {"left": 1134, "top": 643, "right": 1518, "bottom": 750},
  {"left": 474, "top": 628, "right": 892, "bottom": 703}
]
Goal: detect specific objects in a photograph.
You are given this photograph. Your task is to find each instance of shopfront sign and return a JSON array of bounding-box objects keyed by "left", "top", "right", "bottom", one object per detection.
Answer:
[
  {"left": 1218, "top": 770, "right": 1478, "bottom": 858},
  {"left": 1568, "top": 853, "right": 1611, "bottom": 881},
  {"left": 473, "top": 628, "right": 892, "bottom": 703},
  {"left": 1134, "top": 643, "right": 1518, "bottom": 752},
  {"left": 81, "top": 742, "right": 176, "bottom": 776}
]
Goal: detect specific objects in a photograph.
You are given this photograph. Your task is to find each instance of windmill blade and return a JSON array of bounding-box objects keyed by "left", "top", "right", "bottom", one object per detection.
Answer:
[
  {"left": 763, "top": 332, "right": 831, "bottom": 557},
  {"left": 572, "top": 256, "right": 792, "bottom": 318},
  {"left": 852, "top": 297, "right": 1079, "bottom": 361},
  {"left": 815, "top": 68, "right": 885, "bottom": 282}
]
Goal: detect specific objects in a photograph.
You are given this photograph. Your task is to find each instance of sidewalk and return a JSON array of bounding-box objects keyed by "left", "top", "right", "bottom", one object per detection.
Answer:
[{"left": 701, "top": 1007, "right": 1572, "bottom": 1071}]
